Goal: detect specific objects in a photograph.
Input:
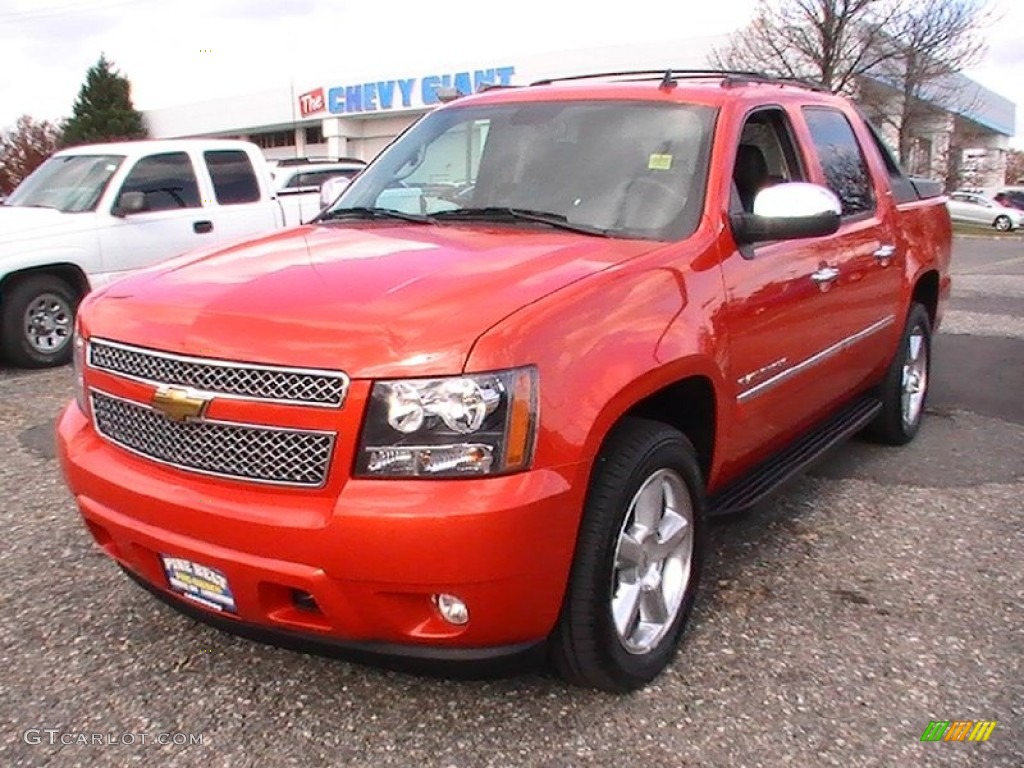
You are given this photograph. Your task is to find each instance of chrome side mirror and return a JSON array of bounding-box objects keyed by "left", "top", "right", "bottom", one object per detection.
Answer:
[{"left": 731, "top": 182, "right": 842, "bottom": 247}]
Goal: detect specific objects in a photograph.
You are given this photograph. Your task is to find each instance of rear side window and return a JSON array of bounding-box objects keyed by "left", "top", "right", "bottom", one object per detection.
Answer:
[
  {"left": 204, "top": 150, "right": 261, "bottom": 204},
  {"left": 120, "top": 152, "right": 201, "bottom": 211},
  {"left": 285, "top": 169, "right": 358, "bottom": 189},
  {"left": 802, "top": 107, "right": 875, "bottom": 217}
]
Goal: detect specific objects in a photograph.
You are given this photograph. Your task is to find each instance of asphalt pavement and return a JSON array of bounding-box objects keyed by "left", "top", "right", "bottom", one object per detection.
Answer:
[{"left": 0, "top": 235, "right": 1020, "bottom": 767}]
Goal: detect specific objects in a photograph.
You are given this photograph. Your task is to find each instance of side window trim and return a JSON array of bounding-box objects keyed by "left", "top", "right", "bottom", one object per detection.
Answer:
[
  {"left": 729, "top": 105, "right": 808, "bottom": 216},
  {"left": 859, "top": 114, "right": 919, "bottom": 205},
  {"left": 739, "top": 104, "right": 810, "bottom": 182}
]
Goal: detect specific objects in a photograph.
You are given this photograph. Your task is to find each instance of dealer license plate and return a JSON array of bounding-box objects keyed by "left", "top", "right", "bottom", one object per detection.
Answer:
[{"left": 160, "top": 556, "right": 237, "bottom": 613}]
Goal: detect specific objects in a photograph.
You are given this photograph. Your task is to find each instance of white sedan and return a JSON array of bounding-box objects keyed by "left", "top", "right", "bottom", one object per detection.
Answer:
[{"left": 947, "top": 191, "right": 1024, "bottom": 231}]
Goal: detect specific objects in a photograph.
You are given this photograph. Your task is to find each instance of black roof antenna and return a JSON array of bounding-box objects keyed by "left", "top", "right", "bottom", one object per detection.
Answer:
[{"left": 659, "top": 70, "right": 678, "bottom": 90}]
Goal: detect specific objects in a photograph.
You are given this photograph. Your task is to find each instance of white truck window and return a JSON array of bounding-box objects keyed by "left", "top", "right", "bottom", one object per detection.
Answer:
[
  {"left": 204, "top": 150, "right": 261, "bottom": 205},
  {"left": 118, "top": 152, "right": 201, "bottom": 212},
  {"left": 6, "top": 154, "right": 124, "bottom": 212}
]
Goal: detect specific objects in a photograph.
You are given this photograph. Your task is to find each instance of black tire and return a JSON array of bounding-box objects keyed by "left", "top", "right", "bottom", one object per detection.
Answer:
[
  {"left": 549, "top": 417, "right": 705, "bottom": 692},
  {"left": 864, "top": 302, "right": 932, "bottom": 445},
  {"left": 994, "top": 215, "right": 1012, "bottom": 232},
  {"left": 0, "top": 274, "right": 78, "bottom": 368}
]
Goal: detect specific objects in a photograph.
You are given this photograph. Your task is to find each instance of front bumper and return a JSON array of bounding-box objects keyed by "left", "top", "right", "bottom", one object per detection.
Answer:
[{"left": 57, "top": 403, "right": 585, "bottom": 656}]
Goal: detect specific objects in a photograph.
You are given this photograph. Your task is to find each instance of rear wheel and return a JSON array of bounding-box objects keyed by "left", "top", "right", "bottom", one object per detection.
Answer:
[
  {"left": 549, "top": 418, "right": 705, "bottom": 692},
  {"left": 994, "top": 215, "right": 1012, "bottom": 232},
  {"left": 864, "top": 302, "right": 931, "bottom": 445},
  {"left": 0, "top": 274, "right": 78, "bottom": 367}
]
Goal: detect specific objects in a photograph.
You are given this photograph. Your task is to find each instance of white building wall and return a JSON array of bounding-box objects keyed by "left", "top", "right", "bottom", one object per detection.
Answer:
[{"left": 141, "top": 37, "right": 1014, "bottom": 174}]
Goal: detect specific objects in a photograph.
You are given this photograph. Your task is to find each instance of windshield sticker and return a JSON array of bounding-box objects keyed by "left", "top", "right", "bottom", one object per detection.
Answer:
[{"left": 648, "top": 154, "right": 673, "bottom": 171}]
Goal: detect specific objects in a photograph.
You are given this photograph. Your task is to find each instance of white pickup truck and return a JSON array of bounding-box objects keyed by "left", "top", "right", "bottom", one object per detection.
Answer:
[{"left": 0, "top": 138, "right": 330, "bottom": 367}]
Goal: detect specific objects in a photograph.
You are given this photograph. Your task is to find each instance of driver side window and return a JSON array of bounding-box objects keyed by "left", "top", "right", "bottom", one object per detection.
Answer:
[
  {"left": 731, "top": 109, "right": 806, "bottom": 213},
  {"left": 118, "top": 152, "right": 201, "bottom": 213},
  {"left": 377, "top": 120, "right": 490, "bottom": 214}
]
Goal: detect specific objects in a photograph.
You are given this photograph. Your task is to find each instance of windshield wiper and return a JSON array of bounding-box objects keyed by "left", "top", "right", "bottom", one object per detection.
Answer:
[
  {"left": 432, "top": 207, "right": 611, "bottom": 237},
  {"left": 315, "top": 206, "right": 434, "bottom": 224}
]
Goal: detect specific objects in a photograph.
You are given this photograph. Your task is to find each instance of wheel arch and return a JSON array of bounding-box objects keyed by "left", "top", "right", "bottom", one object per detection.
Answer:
[
  {"left": 580, "top": 365, "right": 721, "bottom": 487},
  {"left": 0, "top": 263, "right": 91, "bottom": 301},
  {"left": 910, "top": 269, "right": 940, "bottom": 328}
]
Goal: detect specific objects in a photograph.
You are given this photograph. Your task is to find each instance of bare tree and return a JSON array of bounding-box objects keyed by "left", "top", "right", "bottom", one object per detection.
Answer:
[
  {"left": 872, "top": 0, "right": 990, "bottom": 169},
  {"left": 713, "top": 0, "right": 993, "bottom": 189},
  {"left": 1006, "top": 149, "right": 1024, "bottom": 186},
  {"left": 710, "top": 0, "right": 895, "bottom": 93},
  {"left": 0, "top": 116, "right": 63, "bottom": 195}
]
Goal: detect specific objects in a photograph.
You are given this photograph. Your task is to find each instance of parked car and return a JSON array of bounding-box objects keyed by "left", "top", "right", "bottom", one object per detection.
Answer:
[
  {"left": 992, "top": 189, "right": 1024, "bottom": 210},
  {"left": 58, "top": 70, "right": 951, "bottom": 692},
  {"left": 946, "top": 191, "right": 1023, "bottom": 231},
  {"left": 0, "top": 139, "right": 304, "bottom": 367},
  {"left": 270, "top": 156, "right": 365, "bottom": 190},
  {"left": 270, "top": 157, "right": 366, "bottom": 223}
]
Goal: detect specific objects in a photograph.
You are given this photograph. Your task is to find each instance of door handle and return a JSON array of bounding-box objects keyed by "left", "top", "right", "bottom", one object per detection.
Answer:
[
  {"left": 873, "top": 244, "right": 896, "bottom": 261},
  {"left": 811, "top": 266, "right": 840, "bottom": 284},
  {"left": 193, "top": 220, "right": 213, "bottom": 234}
]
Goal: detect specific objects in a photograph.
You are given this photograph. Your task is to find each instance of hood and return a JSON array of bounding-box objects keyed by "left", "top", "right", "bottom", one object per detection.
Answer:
[
  {"left": 83, "top": 222, "right": 657, "bottom": 377},
  {"left": 0, "top": 205, "right": 96, "bottom": 245}
]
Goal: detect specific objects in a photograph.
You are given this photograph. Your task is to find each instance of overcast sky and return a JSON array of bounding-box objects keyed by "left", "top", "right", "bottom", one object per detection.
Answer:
[{"left": 1, "top": 0, "right": 1021, "bottom": 146}]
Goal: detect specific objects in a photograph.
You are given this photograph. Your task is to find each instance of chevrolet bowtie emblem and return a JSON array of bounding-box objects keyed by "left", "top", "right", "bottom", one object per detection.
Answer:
[{"left": 151, "top": 386, "right": 211, "bottom": 422}]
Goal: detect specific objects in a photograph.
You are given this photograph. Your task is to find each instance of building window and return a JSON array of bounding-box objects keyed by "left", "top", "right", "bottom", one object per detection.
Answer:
[
  {"left": 304, "top": 125, "right": 324, "bottom": 145},
  {"left": 251, "top": 130, "right": 295, "bottom": 149}
]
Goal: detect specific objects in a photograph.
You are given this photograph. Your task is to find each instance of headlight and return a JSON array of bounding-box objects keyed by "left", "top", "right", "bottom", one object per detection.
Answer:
[
  {"left": 355, "top": 367, "right": 537, "bottom": 478},
  {"left": 72, "top": 326, "right": 90, "bottom": 419}
]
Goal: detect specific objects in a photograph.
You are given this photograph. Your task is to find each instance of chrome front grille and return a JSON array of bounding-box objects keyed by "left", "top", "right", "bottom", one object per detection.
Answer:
[
  {"left": 88, "top": 339, "right": 348, "bottom": 407},
  {"left": 91, "top": 390, "right": 335, "bottom": 487}
]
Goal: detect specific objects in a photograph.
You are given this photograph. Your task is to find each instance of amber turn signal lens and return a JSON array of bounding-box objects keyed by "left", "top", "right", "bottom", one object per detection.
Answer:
[{"left": 503, "top": 368, "right": 537, "bottom": 470}]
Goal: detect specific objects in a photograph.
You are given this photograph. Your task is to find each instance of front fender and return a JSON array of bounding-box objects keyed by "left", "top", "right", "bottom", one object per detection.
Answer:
[
  {"left": 465, "top": 241, "right": 728, "bottom": 476},
  {"left": 0, "top": 237, "right": 100, "bottom": 285}
]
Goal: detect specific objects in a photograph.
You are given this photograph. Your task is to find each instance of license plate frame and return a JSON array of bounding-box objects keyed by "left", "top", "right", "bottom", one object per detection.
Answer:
[{"left": 160, "top": 555, "right": 237, "bottom": 614}]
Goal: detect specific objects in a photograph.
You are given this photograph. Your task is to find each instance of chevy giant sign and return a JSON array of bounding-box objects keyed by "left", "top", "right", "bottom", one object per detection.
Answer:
[{"left": 299, "top": 66, "right": 516, "bottom": 117}]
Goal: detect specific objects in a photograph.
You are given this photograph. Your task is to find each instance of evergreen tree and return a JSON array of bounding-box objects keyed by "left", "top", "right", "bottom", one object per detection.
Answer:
[{"left": 61, "top": 54, "right": 147, "bottom": 147}]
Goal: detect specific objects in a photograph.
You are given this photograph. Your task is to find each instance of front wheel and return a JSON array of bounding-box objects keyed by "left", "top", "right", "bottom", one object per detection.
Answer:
[
  {"left": 994, "top": 215, "right": 1012, "bottom": 232},
  {"left": 549, "top": 418, "right": 705, "bottom": 692},
  {"left": 864, "top": 303, "right": 931, "bottom": 445},
  {"left": 0, "top": 274, "right": 78, "bottom": 368}
]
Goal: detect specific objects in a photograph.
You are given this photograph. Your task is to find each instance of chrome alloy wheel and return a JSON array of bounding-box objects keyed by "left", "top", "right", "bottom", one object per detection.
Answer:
[
  {"left": 901, "top": 327, "right": 928, "bottom": 428},
  {"left": 23, "top": 292, "right": 73, "bottom": 354},
  {"left": 611, "top": 468, "right": 694, "bottom": 655}
]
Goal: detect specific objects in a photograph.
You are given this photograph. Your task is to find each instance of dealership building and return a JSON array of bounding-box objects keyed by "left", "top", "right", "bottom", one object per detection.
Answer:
[{"left": 144, "top": 39, "right": 1016, "bottom": 189}]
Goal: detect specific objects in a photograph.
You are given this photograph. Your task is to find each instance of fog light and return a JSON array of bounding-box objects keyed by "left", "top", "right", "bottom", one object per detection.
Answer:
[{"left": 434, "top": 593, "right": 469, "bottom": 625}]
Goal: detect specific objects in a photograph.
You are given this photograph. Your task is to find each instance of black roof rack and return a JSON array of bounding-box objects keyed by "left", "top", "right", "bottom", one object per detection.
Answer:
[{"left": 530, "top": 69, "right": 829, "bottom": 93}]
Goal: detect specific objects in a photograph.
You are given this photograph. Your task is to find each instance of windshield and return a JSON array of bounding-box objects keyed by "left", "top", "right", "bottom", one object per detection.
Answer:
[
  {"left": 328, "top": 100, "right": 716, "bottom": 241},
  {"left": 6, "top": 154, "right": 124, "bottom": 212}
]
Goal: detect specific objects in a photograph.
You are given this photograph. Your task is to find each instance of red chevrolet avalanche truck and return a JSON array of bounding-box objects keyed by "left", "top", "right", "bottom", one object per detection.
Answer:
[{"left": 57, "top": 71, "right": 951, "bottom": 692}]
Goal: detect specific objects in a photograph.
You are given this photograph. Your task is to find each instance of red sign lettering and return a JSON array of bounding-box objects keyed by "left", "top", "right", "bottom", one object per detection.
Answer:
[{"left": 298, "top": 88, "right": 325, "bottom": 117}]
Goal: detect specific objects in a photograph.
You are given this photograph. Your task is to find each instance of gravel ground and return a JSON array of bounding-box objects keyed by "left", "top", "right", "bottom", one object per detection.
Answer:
[{"left": 0, "top": 236, "right": 1020, "bottom": 767}]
